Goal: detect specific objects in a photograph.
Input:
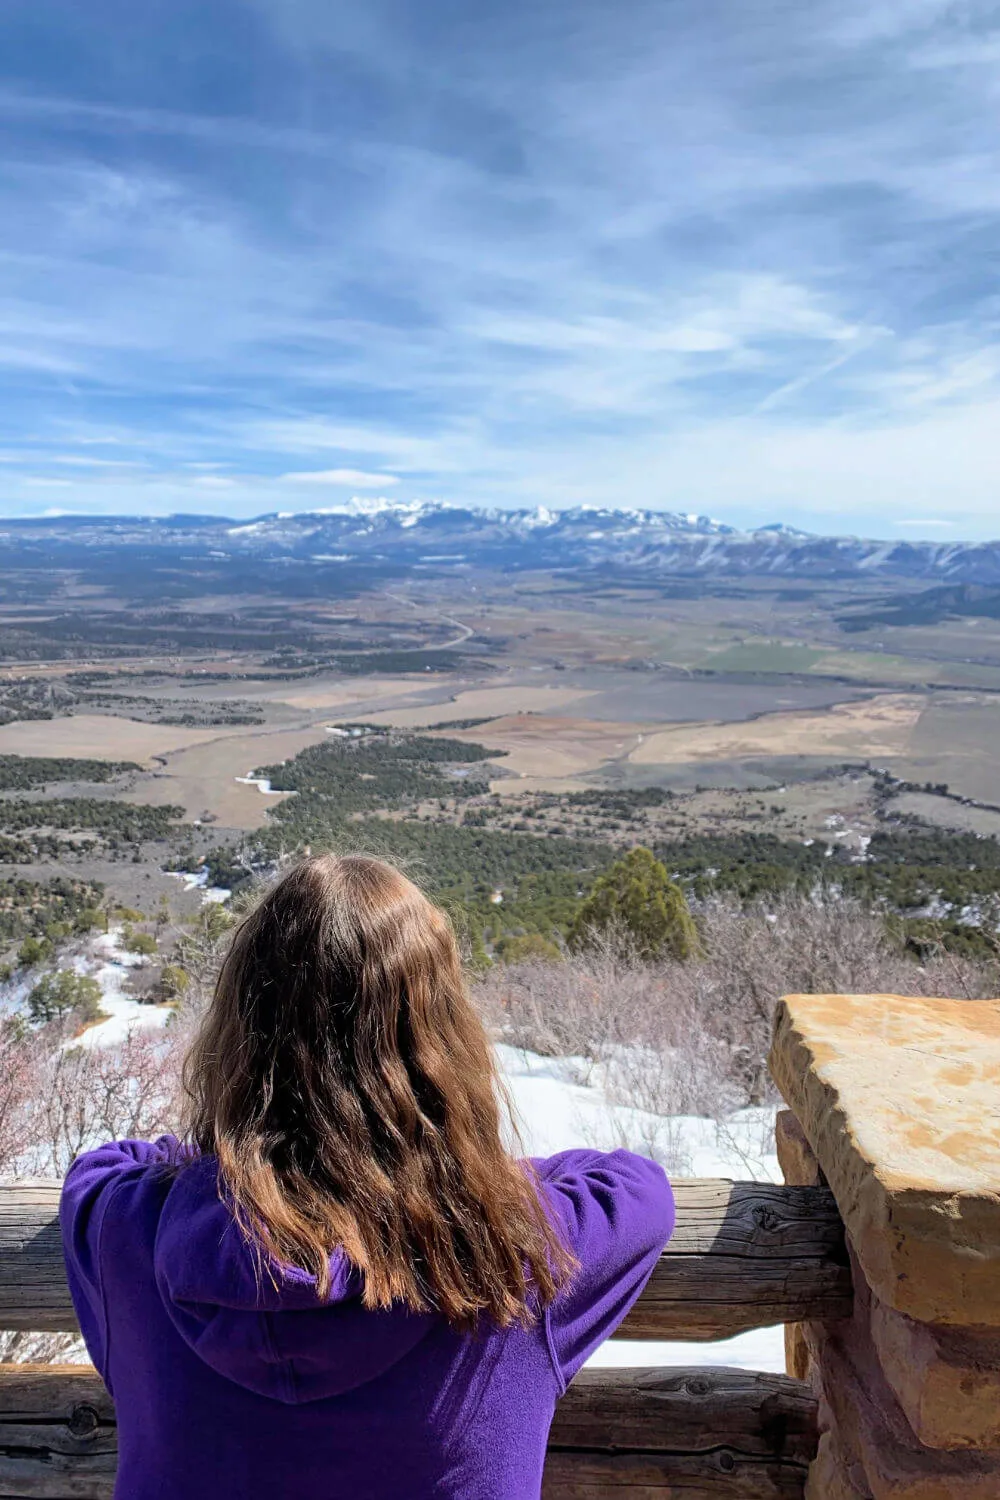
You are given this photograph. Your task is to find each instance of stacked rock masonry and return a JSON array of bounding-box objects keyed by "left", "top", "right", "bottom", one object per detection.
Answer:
[{"left": 770, "top": 992, "right": 1000, "bottom": 1499}]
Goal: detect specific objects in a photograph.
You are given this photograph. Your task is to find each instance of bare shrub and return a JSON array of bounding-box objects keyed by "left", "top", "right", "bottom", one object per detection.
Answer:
[
  {"left": 474, "top": 894, "right": 1000, "bottom": 1123},
  {"left": 476, "top": 928, "right": 738, "bottom": 1116},
  {"left": 0, "top": 1013, "right": 192, "bottom": 1363},
  {"left": 601, "top": 1034, "right": 742, "bottom": 1121},
  {"left": 0, "top": 885, "right": 245, "bottom": 1181},
  {"left": 475, "top": 931, "right": 641, "bottom": 1066},
  {"left": 17, "top": 1020, "right": 188, "bottom": 1179},
  {"left": 577, "top": 1102, "right": 694, "bottom": 1178},
  {"left": 0, "top": 1020, "right": 45, "bottom": 1175},
  {"left": 690, "top": 895, "right": 1000, "bottom": 1098}
]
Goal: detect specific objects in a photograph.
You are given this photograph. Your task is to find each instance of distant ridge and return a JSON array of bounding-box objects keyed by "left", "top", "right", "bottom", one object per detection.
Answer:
[{"left": 1, "top": 502, "right": 998, "bottom": 584}]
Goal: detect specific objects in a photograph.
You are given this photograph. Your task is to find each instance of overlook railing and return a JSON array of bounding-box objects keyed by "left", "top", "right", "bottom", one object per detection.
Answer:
[
  {"left": 0, "top": 1178, "right": 850, "bottom": 1498},
  {"left": 7, "top": 990, "right": 994, "bottom": 1496}
]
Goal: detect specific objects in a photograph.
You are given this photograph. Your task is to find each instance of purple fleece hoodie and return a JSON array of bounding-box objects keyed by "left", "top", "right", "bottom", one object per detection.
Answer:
[{"left": 61, "top": 1139, "right": 675, "bottom": 1500}]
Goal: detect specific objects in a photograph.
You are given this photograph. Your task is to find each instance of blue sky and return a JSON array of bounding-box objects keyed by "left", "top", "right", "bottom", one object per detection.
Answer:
[{"left": 1, "top": 0, "right": 999, "bottom": 537}]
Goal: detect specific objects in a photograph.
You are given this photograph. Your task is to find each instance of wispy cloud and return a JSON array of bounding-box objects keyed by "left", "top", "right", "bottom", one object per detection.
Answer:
[
  {"left": 282, "top": 469, "right": 401, "bottom": 488},
  {"left": 894, "top": 518, "right": 954, "bottom": 527},
  {"left": 0, "top": 89, "right": 342, "bottom": 157},
  {"left": 0, "top": 0, "right": 997, "bottom": 535}
]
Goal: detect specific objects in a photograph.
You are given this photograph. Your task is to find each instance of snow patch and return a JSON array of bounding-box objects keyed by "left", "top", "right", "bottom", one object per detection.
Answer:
[
  {"left": 164, "top": 868, "right": 231, "bottom": 903},
  {"left": 234, "top": 774, "right": 293, "bottom": 796},
  {"left": 496, "top": 1046, "right": 786, "bottom": 1370}
]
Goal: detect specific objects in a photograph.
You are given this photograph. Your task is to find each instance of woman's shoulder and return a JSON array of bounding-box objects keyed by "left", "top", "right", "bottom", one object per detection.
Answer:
[
  {"left": 529, "top": 1148, "right": 675, "bottom": 1257},
  {"left": 64, "top": 1135, "right": 190, "bottom": 1184},
  {"left": 61, "top": 1136, "right": 195, "bottom": 1225},
  {"left": 530, "top": 1145, "right": 672, "bottom": 1197}
]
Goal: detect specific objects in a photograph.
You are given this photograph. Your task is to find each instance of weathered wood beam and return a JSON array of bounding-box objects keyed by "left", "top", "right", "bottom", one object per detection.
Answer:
[
  {"left": 0, "top": 1365, "right": 116, "bottom": 1500},
  {"left": 542, "top": 1451, "right": 809, "bottom": 1498},
  {"left": 548, "top": 1366, "right": 817, "bottom": 1497},
  {"left": 0, "top": 1364, "right": 817, "bottom": 1500},
  {"left": 0, "top": 1179, "right": 851, "bottom": 1340},
  {"left": 620, "top": 1179, "right": 852, "bottom": 1340},
  {"left": 0, "top": 1186, "right": 71, "bottom": 1337},
  {"left": 551, "top": 1366, "right": 817, "bottom": 1458}
]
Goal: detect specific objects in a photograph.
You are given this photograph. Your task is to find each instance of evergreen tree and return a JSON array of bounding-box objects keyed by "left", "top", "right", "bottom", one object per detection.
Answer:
[
  {"left": 28, "top": 971, "right": 103, "bottom": 1024},
  {"left": 496, "top": 932, "right": 563, "bottom": 964},
  {"left": 567, "top": 846, "right": 698, "bottom": 960}
]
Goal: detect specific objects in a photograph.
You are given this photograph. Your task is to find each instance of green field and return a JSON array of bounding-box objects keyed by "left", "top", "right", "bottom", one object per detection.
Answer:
[
  {"left": 699, "top": 641, "right": 827, "bottom": 674},
  {"left": 815, "top": 651, "right": 1000, "bottom": 690}
]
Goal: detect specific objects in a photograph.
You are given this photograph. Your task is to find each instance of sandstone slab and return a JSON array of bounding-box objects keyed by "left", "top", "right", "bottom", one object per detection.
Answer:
[
  {"left": 785, "top": 1320, "right": 812, "bottom": 1382},
  {"left": 805, "top": 1432, "right": 873, "bottom": 1499},
  {"left": 812, "top": 1328, "right": 1000, "bottom": 1499},
  {"left": 776, "top": 1108, "right": 823, "bottom": 1188},
  {"left": 770, "top": 993, "right": 1000, "bottom": 1327},
  {"left": 869, "top": 1295, "right": 1000, "bottom": 1451}
]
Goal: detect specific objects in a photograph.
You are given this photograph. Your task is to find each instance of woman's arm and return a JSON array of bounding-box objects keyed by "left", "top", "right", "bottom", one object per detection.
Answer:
[
  {"left": 59, "top": 1137, "right": 180, "bottom": 1381},
  {"left": 534, "top": 1148, "right": 675, "bottom": 1388}
]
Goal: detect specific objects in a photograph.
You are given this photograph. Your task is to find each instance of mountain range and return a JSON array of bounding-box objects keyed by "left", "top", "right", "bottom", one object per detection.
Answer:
[{"left": 2, "top": 502, "right": 998, "bottom": 584}]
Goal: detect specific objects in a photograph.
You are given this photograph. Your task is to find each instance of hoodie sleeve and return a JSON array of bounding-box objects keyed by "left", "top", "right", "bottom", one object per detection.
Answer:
[
  {"left": 60, "top": 1137, "right": 179, "bottom": 1384},
  {"left": 535, "top": 1148, "right": 675, "bottom": 1388}
]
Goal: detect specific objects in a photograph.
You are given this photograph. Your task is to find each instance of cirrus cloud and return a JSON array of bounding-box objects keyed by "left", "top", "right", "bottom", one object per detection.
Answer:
[
  {"left": 0, "top": 0, "right": 997, "bottom": 537},
  {"left": 281, "top": 468, "right": 401, "bottom": 488}
]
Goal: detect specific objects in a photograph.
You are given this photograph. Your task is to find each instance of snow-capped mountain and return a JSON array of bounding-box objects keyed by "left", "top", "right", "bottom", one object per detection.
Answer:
[{"left": 1, "top": 502, "right": 998, "bottom": 583}]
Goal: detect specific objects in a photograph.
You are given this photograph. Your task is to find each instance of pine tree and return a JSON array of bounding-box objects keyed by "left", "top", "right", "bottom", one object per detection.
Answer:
[
  {"left": 27, "top": 971, "right": 103, "bottom": 1024},
  {"left": 567, "top": 846, "right": 698, "bottom": 960}
]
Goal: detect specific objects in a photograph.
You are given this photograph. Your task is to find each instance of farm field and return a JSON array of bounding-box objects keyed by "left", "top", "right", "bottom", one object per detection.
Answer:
[
  {"left": 363, "top": 682, "right": 599, "bottom": 725},
  {"left": 893, "top": 694, "right": 1000, "bottom": 803},
  {"left": 0, "top": 714, "right": 226, "bottom": 761},
  {"left": 121, "top": 728, "right": 331, "bottom": 827},
  {"left": 628, "top": 694, "right": 923, "bottom": 769},
  {"left": 0, "top": 535, "right": 996, "bottom": 972},
  {"left": 892, "top": 791, "right": 1000, "bottom": 837}
]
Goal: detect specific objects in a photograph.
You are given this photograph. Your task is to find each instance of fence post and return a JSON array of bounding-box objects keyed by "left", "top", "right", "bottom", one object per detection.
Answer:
[{"left": 770, "top": 991, "right": 1000, "bottom": 1498}]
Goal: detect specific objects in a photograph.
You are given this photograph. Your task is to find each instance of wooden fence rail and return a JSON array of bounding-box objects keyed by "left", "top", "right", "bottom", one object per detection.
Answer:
[
  {"left": 0, "top": 1179, "right": 852, "bottom": 1339},
  {"left": 0, "top": 1363, "right": 818, "bottom": 1500},
  {"left": 0, "top": 1179, "right": 851, "bottom": 1497}
]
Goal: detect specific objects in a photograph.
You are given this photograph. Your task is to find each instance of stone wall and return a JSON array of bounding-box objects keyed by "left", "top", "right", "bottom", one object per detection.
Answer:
[{"left": 770, "top": 992, "right": 1000, "bottom": 1499}]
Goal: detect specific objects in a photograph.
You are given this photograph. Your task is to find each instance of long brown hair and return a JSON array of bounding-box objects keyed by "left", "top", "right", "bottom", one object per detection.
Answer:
[{"left": 183, "top": 854, "right": 573, "bottom": 1327}]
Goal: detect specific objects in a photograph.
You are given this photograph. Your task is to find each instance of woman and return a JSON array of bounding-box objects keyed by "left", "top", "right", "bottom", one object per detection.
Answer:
[{"left": 61, "top": 854, "right": 675, "bottom": 1500}]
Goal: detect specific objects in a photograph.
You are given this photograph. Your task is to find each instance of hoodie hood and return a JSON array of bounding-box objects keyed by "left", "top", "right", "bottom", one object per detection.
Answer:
[{"left": 154, "top": 1156, "right": 435, "bottom": 1404}]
